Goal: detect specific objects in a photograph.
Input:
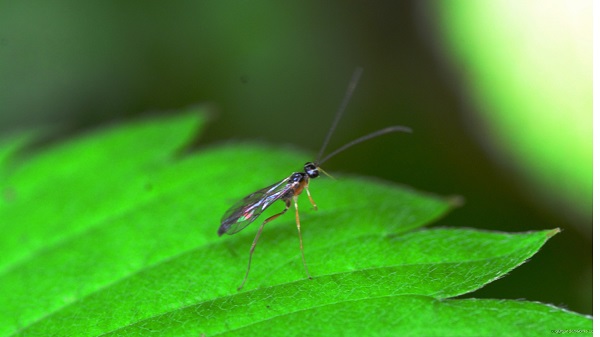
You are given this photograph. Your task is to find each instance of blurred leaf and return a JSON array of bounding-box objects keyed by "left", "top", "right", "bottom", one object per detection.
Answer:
[
  {"left": 0, "top": 112, "right": 590, "bottom": 336},
  {"left": 437, "top": 1, "right": 592, "bottom": 224}
]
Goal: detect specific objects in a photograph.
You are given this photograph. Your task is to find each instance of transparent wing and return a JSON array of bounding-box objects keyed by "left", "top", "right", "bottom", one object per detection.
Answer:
[{"left": 218, "top": 177, "right": 293, "bottom": 236}]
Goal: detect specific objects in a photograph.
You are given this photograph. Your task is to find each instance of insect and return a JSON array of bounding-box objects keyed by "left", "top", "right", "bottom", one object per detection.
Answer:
[{"left": 219, "top": 67, "right": 412, "bottom": 290}]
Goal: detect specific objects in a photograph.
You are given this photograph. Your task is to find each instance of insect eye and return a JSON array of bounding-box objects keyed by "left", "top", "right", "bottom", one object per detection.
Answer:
[{"left": 304, "top": 162, "right": 319, "bottom": 178}]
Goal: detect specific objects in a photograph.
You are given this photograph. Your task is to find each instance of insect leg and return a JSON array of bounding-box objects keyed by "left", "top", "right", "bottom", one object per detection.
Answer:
[
  {"left": 293, "top": 195, "right": 313, "bottom": 280},
  {"left": 305, "top": 185, "right": 318, "bottom": 211},
  {"left": 238, "top": 199, "right": 291, "bottom": 291}
]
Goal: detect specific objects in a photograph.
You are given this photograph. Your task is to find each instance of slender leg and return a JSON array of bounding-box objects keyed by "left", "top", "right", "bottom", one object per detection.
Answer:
[
  {"left": 238, "top": 200, "right": 291, "bottom": 291},
  {"left": 305, "top": 185, "right": 318, "bottom": 211},
  {"left": 293, "top": 196, "right": 313, "bottom": 280}
]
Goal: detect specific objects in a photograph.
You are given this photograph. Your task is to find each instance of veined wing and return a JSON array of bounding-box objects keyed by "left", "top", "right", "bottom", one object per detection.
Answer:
[{"left": 218, "top": 177, "right": 293, "bottom": 236}]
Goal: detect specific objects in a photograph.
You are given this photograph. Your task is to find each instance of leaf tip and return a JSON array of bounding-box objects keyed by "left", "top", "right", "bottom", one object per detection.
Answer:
[
  {"left": 446, "top": 194, "right": 465, "bottom": 208},
  {"left": 546, "top": 227, "right": 562, "bottom": 238}
]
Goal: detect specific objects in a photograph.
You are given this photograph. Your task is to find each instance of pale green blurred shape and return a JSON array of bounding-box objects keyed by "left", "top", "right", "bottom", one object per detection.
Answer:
[{"left": 437, "top": 1, "right": 591, "bottom": 229}]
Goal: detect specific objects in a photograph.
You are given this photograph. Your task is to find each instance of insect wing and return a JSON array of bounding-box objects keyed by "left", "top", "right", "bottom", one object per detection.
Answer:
[{"left": 219, "top": 177, "right": 292, "bottom": 236}]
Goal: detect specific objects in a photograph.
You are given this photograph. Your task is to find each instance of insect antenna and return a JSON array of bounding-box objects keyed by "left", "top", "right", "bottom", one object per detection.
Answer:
[
  {"left": 314, "top": 67, "right": 412, "bottom": 166},
  {"left": 316, "top": 67, "right": 364, "bottom": 164},
  {"left": 317, "top": 125, "right": 412, "bottom": 165}
]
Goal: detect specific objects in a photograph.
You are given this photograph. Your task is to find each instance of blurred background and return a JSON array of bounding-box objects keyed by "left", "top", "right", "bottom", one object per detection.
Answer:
[{"left": 0, "top": 1, "right": 591, "bottom": 314}]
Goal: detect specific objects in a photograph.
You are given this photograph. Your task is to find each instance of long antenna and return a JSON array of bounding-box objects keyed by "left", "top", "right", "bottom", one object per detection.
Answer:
[
  {"left": 316, "top": 67, "right": 364, "bottom": 163},
  {"left": 318, "top": 125, "right": 412, "bottom": 165}
]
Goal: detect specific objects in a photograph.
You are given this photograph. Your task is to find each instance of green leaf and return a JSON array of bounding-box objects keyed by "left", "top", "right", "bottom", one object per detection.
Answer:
[
  {"left": 217, "top": 297, "right": 592, "bottom": 337},
  {"left": 0, "top": 111, "right": 590, "bottom": 336}
]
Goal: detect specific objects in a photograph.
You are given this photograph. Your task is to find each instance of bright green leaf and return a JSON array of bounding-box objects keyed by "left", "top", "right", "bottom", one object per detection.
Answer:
[
  {"left": 0, "top": 111, "right": 590, "bottom": 336},
  {"left": 218, "top": 297, "right": 592, "bottom": 337}
]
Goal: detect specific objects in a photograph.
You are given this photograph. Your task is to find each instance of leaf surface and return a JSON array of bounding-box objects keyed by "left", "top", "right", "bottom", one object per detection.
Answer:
[{"left": 0, "top": 111, "right": 589, "bottom": 336}]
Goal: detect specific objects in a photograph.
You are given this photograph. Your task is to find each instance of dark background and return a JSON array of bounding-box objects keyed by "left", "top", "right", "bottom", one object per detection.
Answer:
[{"left": 0, "top": 1, "right": 591, "bottom": 314}]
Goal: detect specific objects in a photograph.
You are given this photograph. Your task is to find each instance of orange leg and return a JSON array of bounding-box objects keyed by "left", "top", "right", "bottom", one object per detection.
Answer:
[
  {"left": 293, "top": 196, "right": 313, "bottom": 280},
  {"left": 238, "top": 200, "right": 290, "bottom": 291},
  {"left": 305, "top": 185, "right": 318, "bottom": 211}
]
